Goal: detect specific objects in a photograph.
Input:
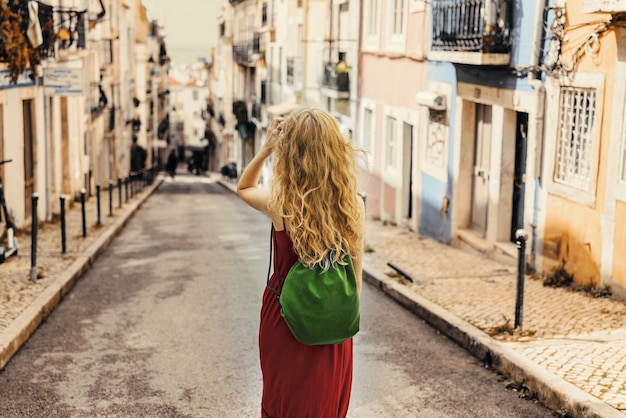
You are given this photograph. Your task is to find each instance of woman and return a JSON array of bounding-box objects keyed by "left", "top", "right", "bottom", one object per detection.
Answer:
[{"left": 237, "top": 106, "right": 365, "bottom": 418}]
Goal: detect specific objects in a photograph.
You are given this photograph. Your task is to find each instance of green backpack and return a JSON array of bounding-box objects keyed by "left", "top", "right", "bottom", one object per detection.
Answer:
[{"left": 267, "top": 226, "right": 360, "bottom": 345}]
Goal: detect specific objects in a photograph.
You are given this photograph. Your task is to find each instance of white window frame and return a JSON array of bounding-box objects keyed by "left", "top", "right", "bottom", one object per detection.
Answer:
[
  {"left": 362, "top": 0, "right": 381, "bottom": 52},
  {"left": 359, "top": 99, "right": 376, "bottom": 171},
  {"left": 382, "top": 106, "right": 402, "bottom": 187},
  {"left": 385, "top": 0, "right": 407, "bottom": 54},
  {"left": 547, "top": 73, "right": 604, "bottom": 206}
]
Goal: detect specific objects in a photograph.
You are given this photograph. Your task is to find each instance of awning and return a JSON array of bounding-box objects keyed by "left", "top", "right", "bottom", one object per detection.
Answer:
[{"left": 267, "top": 102, "right": 299, "bottom": 117}]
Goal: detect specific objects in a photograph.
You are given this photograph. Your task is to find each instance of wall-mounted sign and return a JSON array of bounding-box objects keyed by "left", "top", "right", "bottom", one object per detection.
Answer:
[
  {"left": 44, "top": 67, "right": 84, "bottom": 96},
  {"left": 0, "top": 69, "right": 35, "bottom": 90}
]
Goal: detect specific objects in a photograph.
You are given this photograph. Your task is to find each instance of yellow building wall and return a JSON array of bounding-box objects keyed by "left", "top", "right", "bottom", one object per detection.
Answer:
[
  {"left": 544, "top": 196, "right": 602, "bottom": 285},
  {"left": 543, "top": 4, "right": 616, "bottom": 287},
  {"left": 613, "top": 202, "right": 626, "bottom": 287}
]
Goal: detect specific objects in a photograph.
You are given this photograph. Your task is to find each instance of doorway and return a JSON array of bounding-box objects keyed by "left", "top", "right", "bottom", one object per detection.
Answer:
[
  {"left": 511, "top": 112, "right": 528, "bottom": 242},
  {"left": 470, "top": 103, "right": 492, "bottom": 237},
  {"left": 402, "top": 122, "right": 414, "bottom": 220},
  {"left": 23, "top": 100, "right": 35, "bottom": 220}
]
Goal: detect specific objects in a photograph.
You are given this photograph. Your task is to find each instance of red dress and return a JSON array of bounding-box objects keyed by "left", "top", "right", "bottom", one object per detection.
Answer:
[{"left": 259, "top": 228, "right": 353, "bottom": 418}]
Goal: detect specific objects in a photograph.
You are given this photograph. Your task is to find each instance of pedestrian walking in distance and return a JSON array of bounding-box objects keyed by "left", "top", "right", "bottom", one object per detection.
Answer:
[
  {"left": 165, "top": 148, "right": 178, "bottom": 179},
  {"left": 237, "top": 106, "right": 365, "bottom": 418}
]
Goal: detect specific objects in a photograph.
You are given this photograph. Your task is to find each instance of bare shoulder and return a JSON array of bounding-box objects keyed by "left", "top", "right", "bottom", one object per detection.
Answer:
[{"left": 267, "top": 209, "right": 285, "bottom": 230}]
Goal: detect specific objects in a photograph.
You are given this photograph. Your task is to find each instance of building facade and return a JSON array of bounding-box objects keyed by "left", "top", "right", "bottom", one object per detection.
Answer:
[
  {"left": 0, "top": 0, "right": 169, "bottom": 234},
  {"left": 357, "top": 0, "right": 427, "bottom": 231},
  {"left": 211, "top": 0, "right": 626, "bottom": 300},
  {"left": 538, "top": 0, "right": 626, "bottom": 298}
]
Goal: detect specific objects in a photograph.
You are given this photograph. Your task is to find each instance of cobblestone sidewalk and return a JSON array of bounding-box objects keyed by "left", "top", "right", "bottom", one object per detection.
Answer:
[
  {"left": 0, "top": 177, "right": 159, "bottom": 369},
  {"left": 363, "top": 219, "right": 626, "bottom": 417}
]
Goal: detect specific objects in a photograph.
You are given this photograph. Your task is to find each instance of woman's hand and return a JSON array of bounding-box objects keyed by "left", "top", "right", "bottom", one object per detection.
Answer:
[
  {"left": 261, "top": 117, "right": 284, "bottom": 156},
  {"left": 238, "top": 117, "right": 284, "bottom": 212}
]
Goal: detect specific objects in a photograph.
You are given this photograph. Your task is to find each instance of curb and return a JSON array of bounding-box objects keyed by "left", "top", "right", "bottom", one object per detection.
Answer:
[
  {"left": 363, "top": 265, "right": 624, "bottom": 418},
  {"left": 0, "top": 178, "right": 163, "bottom": 370},
  {"left": 216, "top": 178, "right": 624, "bottom": 417}
]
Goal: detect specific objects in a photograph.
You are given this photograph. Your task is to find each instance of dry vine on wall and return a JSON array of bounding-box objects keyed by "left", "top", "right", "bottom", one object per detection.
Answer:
[{"left": 0, "top": 0, "right": 41, "bottom": 83}]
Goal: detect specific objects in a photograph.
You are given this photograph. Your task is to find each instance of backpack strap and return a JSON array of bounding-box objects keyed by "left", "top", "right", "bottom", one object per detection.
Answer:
[{"left": 266, "top": 224, "right": 282, "bottom": 299}]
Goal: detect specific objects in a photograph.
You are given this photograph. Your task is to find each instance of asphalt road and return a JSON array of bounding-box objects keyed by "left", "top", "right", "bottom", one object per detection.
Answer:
[{"left": 0, "top": 174, "right": 553, "bottom": 417}]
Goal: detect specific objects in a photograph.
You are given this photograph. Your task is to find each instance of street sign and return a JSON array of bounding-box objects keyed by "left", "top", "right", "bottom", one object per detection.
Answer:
[{"left": 43, "top": 67, "right": 84, "bottom": 96}]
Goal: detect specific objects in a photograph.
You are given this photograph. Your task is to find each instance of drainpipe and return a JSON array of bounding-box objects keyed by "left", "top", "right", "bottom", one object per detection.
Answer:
[
  {"left": 302, "top": 0, "right": 309, "bottom": 104},
  {"left": 329, "top": 0, "right": 333, "bottom": 63},
  {"left": 528, "top": 0, "right": 548, "bottom": 270},
  {"left": 355, "top": 0, "right": 363, "bottom": 142}
]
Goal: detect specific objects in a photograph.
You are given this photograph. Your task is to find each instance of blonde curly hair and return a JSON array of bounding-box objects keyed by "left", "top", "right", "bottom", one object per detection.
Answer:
[{"left": 268, "top": 106, "right": 363, "bottom": 269}]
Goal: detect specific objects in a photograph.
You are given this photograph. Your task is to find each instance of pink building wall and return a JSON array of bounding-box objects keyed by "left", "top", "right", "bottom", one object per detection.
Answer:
[{"left": 357, "top": 4, "right": 427, "bottom": 222}]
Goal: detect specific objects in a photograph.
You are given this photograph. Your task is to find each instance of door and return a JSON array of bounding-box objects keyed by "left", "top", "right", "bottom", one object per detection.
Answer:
[
  {"left": 60, "top": 98, "right": 71, "bottom": 195},
  {"left": 511, "top": 112, "right": 528, "bottom": 242},
  {"left": 402, "top": 122, "right": 414, "bottom": 220},
  {"left": 23, "top": 100, "right": 35, "bottom": 220},
  {"left": 470, "top": 104, "right": 492, "bottom": 236}
]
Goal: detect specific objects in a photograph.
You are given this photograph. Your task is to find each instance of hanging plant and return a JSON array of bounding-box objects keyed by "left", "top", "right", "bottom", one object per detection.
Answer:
[{"left": 0, "top": 1, "right": 41, "bottom": 83}]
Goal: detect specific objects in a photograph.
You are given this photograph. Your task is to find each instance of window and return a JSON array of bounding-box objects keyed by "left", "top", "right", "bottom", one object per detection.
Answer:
[
  {"left": 277, "top": 47, "right": 282, "bottom": 85},
  {"left": 363, "top": 0, "right": 381, "bottom": 51},
  {"left": 368, "top": 0, "right": 379, "bottom": 36},
  {"left": 262, "top": 2, "right": 267, "bottom": 26},
  {"left": 392, "top": 0, "right": 404, "bottom": 35},
  {"left": 385, "top": 116, "right": 397, "bottom": 170},
  {"left": 554, "top": 86, "right": 597, "bottom": 191},
  {"left": 363, "top": 108, "right": 373, "bottom": 152},
  {"left": 547, "top": 73, "right": 603, "bottom": 205},
  {"left": 359, "top": 100, "right": 376, "bottom": 171},
  {"left": 385, "top": 0, "right": 407, "bottom": 53}
]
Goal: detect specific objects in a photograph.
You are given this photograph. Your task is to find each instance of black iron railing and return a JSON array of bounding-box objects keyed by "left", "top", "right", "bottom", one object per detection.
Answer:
[
  {"left": 55, "top": 9, "right": 87, "bottom": 51},
  {"left": 431, "top": 0, "right": 510, "bottom": 53},
  {"left": 322, "top": 62, "right": 349, "bottom": 93},
  {"left": 233, "top": 39, "right": 260, "bottom": 65}
]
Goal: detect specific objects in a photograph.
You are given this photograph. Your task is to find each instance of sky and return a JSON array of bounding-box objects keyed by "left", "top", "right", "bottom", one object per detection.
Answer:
[{"left": 142, "top": 0, "right": 222, "bottom": 64}]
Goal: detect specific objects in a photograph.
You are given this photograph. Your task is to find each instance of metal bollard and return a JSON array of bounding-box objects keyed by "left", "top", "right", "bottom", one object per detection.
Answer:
[
  {"left": 118, "top": 177, "right": 122, "bottom": 208},
  {"left": 514, "top": 229, "right": 529, "bottom": 330},
  {"left": 80, "top": 188, "right": 87, "bottom": 237},
  {"left": 125, "top": 177, "right": 129, "bottom": 202},
  {"left": 60, "top": 195, "right": 66, "bottom": 254},
  {"left": 96, "top": 184, "right": 101, "bottom": 225},
  {"left": 108, "top": 179, "right": 113, "bottom": 216},
  {"left": 29, "top": 193, "right": 39, "bottom": 281}
]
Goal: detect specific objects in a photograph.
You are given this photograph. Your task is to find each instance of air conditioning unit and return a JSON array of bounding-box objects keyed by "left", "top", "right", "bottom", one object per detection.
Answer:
[{"left": 415, "top": 91, "right": 446, "bottom": 111}]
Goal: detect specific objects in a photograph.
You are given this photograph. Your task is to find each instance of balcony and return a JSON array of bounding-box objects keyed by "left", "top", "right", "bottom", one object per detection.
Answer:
[
  {"left": 55, "top": 9, "right": 88, "bottom": 56},
  {"left": 582, "top": 0, "right": 626, "bottom": 13},
  {"left": 429, "top": 0, "right": 511, "bottom": 66},
  {"left": 232, "top": 36, "right": 260, "bottom": 66},
  {"left": 38, "top": 3, "right": 56, "bottom": 59},
  {"left": 321, "top": 62, "right": 350, "bottom": 99}
]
